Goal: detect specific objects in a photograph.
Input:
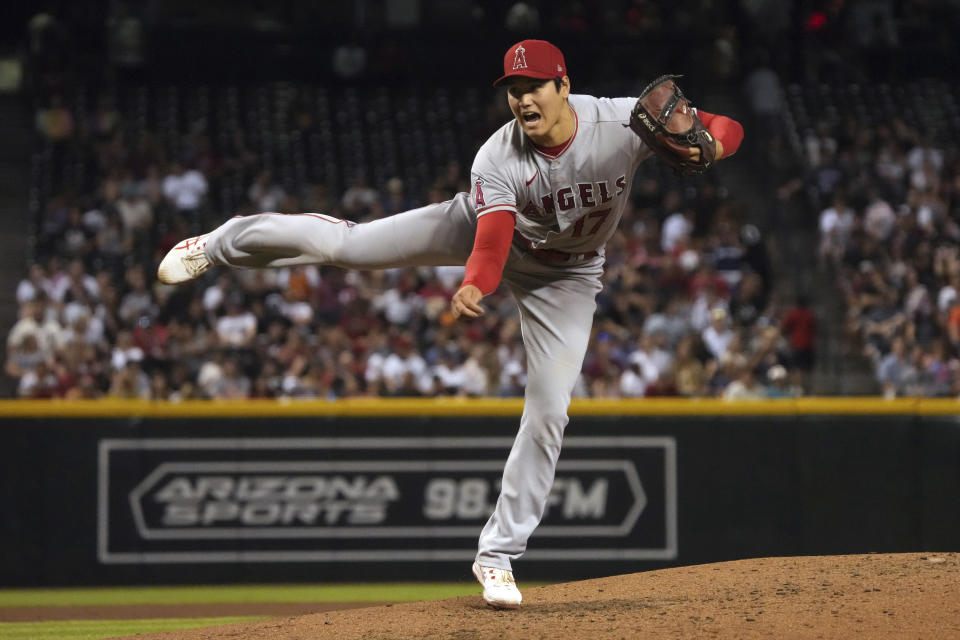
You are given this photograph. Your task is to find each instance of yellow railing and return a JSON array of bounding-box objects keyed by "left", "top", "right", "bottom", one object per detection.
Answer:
[{"left": 0, "top": 397, "right": 957, "bottom": 417}]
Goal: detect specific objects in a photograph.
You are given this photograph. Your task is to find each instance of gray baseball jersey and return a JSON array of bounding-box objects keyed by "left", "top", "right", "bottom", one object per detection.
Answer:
[
  {"left": 201, "top": 92, "right": 650, "bottom": 573},
  {"left": 472, "top": 94, "right": 651, "bottom": 256}
]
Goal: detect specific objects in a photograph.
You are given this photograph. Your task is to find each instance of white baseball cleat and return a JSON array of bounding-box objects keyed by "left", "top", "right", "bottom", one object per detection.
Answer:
[
  {"left": 472, "top": 561, "right": 522, "bottom": 609},
  {"left": 157, "top": 234, "right": 212, "bottom": 284}
]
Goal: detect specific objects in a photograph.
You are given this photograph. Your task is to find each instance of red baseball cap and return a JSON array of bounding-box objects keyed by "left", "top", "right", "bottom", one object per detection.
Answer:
[{"left": 493, "top": 39, "right": 567, "bottom": 87}]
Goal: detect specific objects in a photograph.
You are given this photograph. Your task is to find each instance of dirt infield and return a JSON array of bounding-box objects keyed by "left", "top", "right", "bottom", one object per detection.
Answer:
[
  {"left": 98, "top": 553, "right": 958, "bottom": 640},
  {"left": 5, "top": 553, "right": 954, "bottom": 638}
]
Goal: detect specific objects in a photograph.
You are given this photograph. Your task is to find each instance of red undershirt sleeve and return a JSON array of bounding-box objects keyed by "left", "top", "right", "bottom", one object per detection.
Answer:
[
  {"left": 460, "top": 209, "right": 516, "bottom": 295},
  {"left": 697, "top": 110, "right": 744, "bottom": 158}
]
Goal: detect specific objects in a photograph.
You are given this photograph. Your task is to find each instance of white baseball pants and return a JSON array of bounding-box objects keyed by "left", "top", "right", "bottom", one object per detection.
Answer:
[{"left": 204, "top": 193, "right": 604, "bottom": 571}]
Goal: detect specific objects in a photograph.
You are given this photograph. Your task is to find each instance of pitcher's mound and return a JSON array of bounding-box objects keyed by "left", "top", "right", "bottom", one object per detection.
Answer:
[{"left": 122, "top": 552, "right": 959, "bottom": 640}]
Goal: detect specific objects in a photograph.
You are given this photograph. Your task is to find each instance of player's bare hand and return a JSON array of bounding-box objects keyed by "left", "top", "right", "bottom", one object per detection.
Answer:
[{"left": 451, "top": 285, "right": 485, "bottom": 319}]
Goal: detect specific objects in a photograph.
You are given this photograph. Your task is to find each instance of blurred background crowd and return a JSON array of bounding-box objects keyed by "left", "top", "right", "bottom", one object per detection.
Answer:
[
  {"left": 8, "top": 128, "right": 803, "bottom": 401},
  {"left": 2, "top": 0, "right": 959, "bottom": 400},
  {"left": 798, "top": 82, "right": 960, "bottom": 398}
]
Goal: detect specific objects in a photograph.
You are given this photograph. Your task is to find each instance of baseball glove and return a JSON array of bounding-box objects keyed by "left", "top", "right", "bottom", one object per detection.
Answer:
[{"left": 628, "top": 75, "right": 716, "bottom": 175}]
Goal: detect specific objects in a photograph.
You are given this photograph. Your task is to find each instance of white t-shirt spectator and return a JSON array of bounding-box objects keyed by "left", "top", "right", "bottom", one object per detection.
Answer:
[
  {"left": 937, "top": 285, "right": 957, "bottom": 312},
  {"left": 203, "top": 285, "right": 225, "bottom": 312},
  {"left": 72, "top": 272, "right": 101, "bottom": 300},
  {"left": 216, "top": 312, "right": 257, "bottom": 347},
  {"left": 280, "top": 300, "right": 314, "bottom": 325},
  {"left": 381, "top": 353, "right": 428, "bottom": 388},
  {"left": 904, "top": 284, "right": 930, "bottom": 317},
  {"left": 460, "top": 357, "right": 489, "bottom": 396},
  {"left": 7, "top": 313, "right": 62, "bottom": 357},
  {"left": 434, "top": 265, "right": 466, "bottom": 291},
  {"left": 690, "top": 295, "right": 728, "bottom": 332},
  {"left": 432, "top": 362, "right": 465, "bottom": 393},
  {"left": 46, "top": 271, "right": 71, "bottom": 302},
  {"left": 16, "top": 279, "right": 41, "bottom": 303},
  {"left": 111, "top": 344, "right": 144, "bottom": 370},
  {"left": 661, "top": 212, "right": 692, "bottom": 253},
  {"left": 863, "top": 198, "right": 896, "bottom": 242},
  {"left": 18, "top": 365, "right": 59, "bottom": 397},
  {"left": 198, "top": 359, "right": 225, "bottom": 397},
  {"left": 619, "top": 367, "right": 648, "bottom": 398},
  {"left": 819, "top": 205, "right": 855, "bottom": 243},
  {"left": 65, "top": 315, "right": 105, "bottom": 347},
  {"left": 650, "top": 346, "right": 673, "bottom": 377},
  {"left": 374, "top": 288, "right": 420, "bottom": 325},
  {"left": 82, "top": 207, "right": 108, "bottom": 233},
  {"left": 723, "top": 378, "right": 764, "bottom": 400},
  {"left": 163, "top": 169, "right": 208, "bottom": 210},
  {"left": 628, "top": 349, "right": 661, "bottom": 384},
  {"left": 62, "top": 300, "right": 93, "bottom": 326},
  {"left": 702, "top": 324, "right": 734, "bottom": 360},
  {"left": 365, "top": 352, "right": 386, "bottom": 385},
  {"left": 906, "top": 145, "right": 943, "bottom": 173}
]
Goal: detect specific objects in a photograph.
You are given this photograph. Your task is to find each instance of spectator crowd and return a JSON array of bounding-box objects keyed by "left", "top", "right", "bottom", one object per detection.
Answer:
[
  {"left": 7, "top": 84, "right": 808, "bottom": 400},
  {"left": 806, "top": 81, "right": 960, "bottom": 396}
]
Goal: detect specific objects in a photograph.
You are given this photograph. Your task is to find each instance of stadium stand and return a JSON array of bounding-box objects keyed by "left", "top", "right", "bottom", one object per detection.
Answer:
[
  {"left": 6, "top": 81, "right": 804, "bottom": 400},
  {"left": 784, "top": 79, "right": 960, "bottom": 396}
]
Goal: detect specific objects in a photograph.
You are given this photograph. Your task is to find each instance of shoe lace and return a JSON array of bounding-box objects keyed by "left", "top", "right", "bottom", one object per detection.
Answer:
[
  {"left": 485, "top": 567, "right": 516, "bottom": 588},
  {"left": 182, "top": 249, "right": 210, "bottom": 276}
]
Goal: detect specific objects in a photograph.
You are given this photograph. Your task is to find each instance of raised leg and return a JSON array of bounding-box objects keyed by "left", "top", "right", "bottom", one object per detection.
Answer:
[{"left": 203, "top": 193, "right": 477, "bottom": 270}]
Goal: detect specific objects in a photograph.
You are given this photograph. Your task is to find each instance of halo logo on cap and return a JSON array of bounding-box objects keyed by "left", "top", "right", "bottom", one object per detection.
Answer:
[{"left": 512, "top": 45, "right": 528, "bottom": 70}]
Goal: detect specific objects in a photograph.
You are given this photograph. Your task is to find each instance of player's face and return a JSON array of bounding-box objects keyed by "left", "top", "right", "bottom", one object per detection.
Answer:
[{"left": 506, "top": 76, "right": 572, "bottom": 145}]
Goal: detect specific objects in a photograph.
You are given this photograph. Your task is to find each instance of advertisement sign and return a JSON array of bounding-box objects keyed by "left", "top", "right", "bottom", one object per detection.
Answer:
[{"left": 98, "top": 436, "right": 677, "bottom": 564}]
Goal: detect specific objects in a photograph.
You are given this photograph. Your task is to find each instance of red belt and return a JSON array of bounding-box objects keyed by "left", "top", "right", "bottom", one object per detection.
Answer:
[{"left": 514, "top": 233, "right": 598, "bottom": 262}]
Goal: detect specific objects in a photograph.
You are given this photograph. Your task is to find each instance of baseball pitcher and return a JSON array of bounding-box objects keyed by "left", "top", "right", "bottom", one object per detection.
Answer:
[{"left": 158, "top": 39, "right": 744, "bottom": 609}]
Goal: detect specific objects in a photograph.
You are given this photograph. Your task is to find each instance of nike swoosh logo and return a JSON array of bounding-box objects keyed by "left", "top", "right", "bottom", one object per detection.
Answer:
[{"left": 525, "top": 169, "right": 539, "bottom": 186}]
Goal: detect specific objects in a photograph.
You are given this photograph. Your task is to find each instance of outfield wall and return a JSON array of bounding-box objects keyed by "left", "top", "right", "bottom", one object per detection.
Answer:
[{"left": 1, "top": 398, "right": 958, "bottom": 586}]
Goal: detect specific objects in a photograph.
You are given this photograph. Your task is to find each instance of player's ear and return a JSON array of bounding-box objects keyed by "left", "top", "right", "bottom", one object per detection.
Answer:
[{"left": 560, "top": 75, "right": 571, "bottom": 98}]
